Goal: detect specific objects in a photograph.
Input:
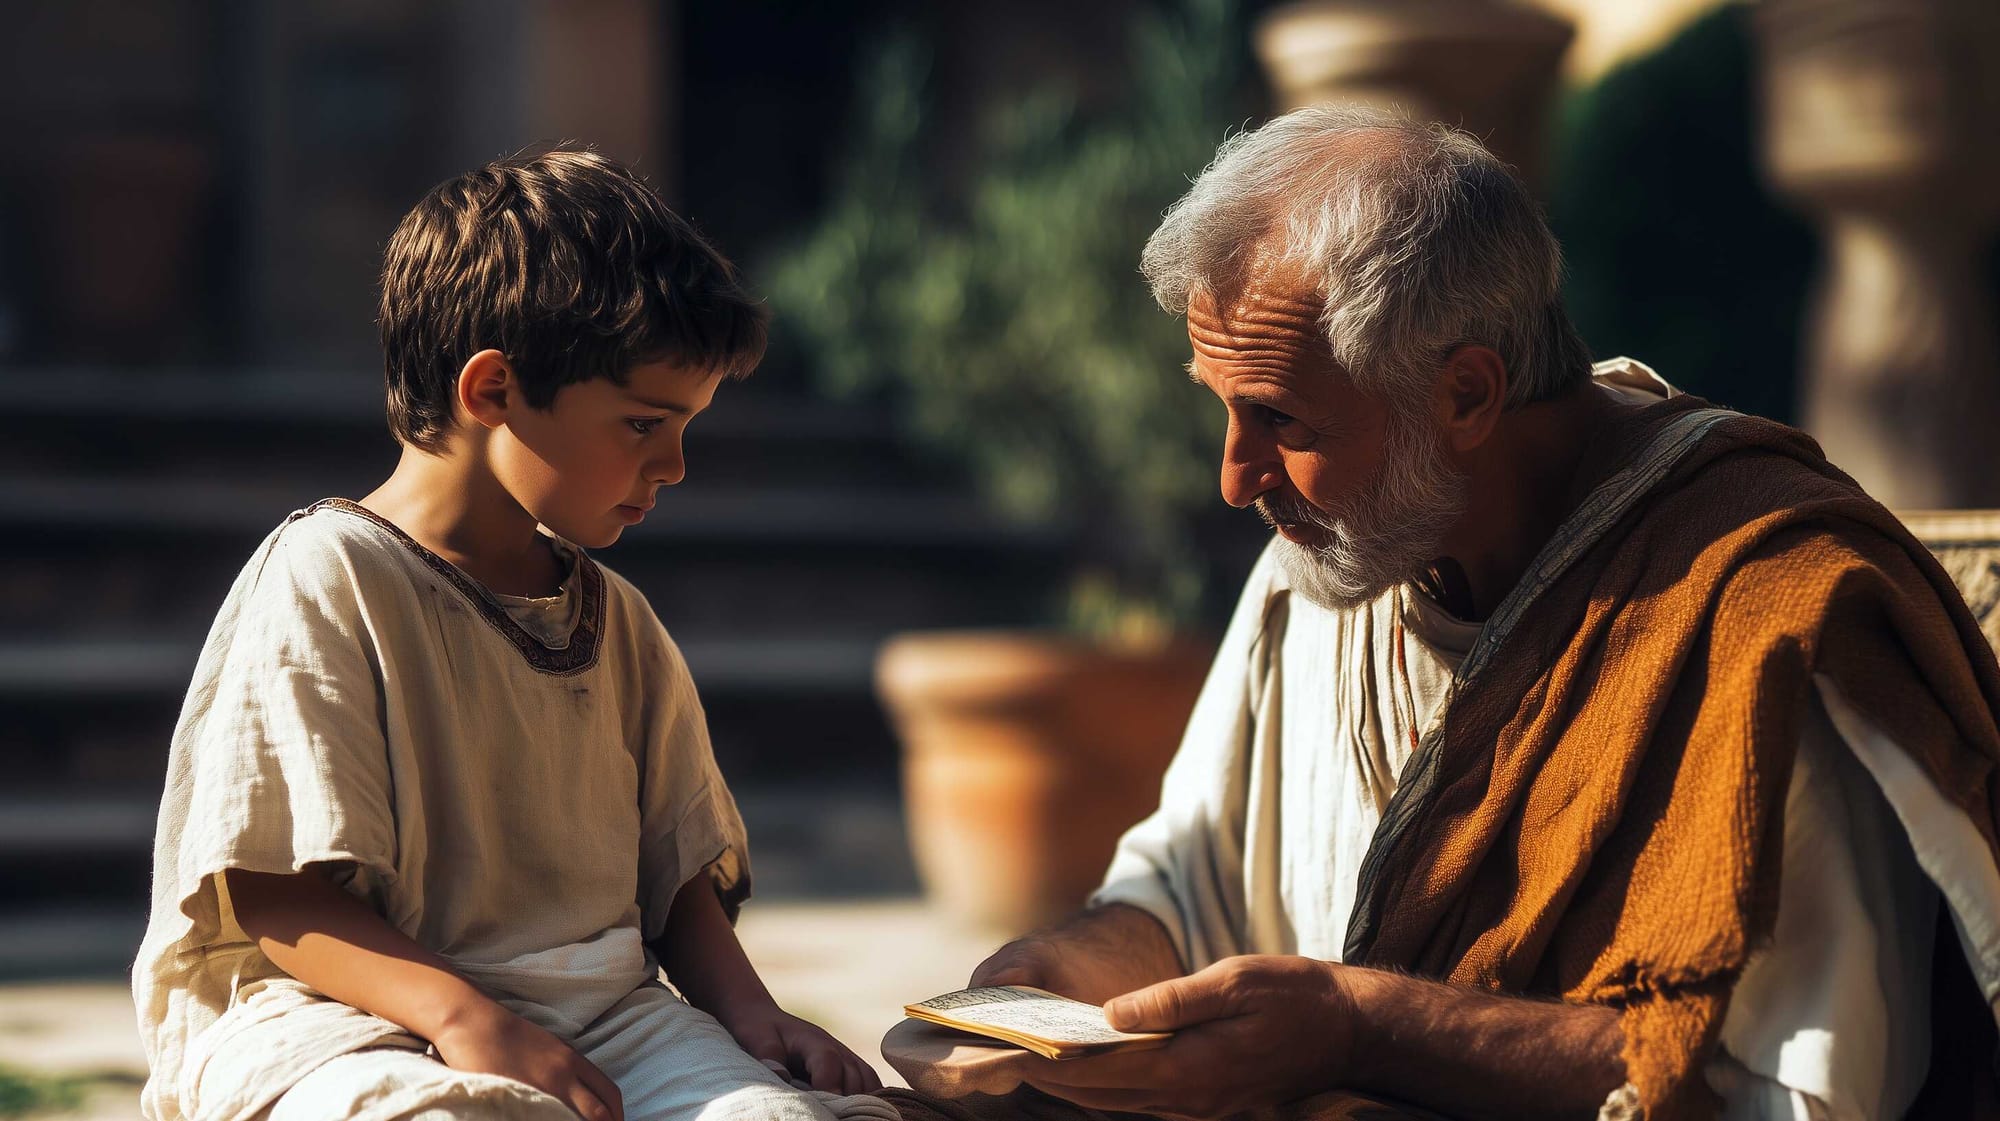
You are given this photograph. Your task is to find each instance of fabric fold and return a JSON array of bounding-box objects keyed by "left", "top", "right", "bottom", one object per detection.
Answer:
[{"left": 1337, "top": 397, "right": 2000, "bottom": 1117}]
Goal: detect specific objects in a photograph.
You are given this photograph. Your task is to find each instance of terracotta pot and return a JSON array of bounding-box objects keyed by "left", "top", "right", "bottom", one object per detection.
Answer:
[{"left": 878, "top": 630, "right": 1214, "bottom": 935}]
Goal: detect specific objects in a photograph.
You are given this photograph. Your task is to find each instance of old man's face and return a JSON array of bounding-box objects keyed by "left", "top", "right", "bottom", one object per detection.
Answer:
[{"left": 1187, "top": 282, "right": 1467, "bottom": 612}]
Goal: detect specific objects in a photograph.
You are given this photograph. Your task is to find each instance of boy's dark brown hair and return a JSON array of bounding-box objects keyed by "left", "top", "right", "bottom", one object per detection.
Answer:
[{"left": 379, "top": 147, "right": 767, "bottom": 450}]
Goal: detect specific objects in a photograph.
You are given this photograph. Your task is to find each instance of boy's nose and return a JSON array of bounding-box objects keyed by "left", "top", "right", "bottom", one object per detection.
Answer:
[{"left": 648, "top": 447, "right": 686, "bottom": 487}]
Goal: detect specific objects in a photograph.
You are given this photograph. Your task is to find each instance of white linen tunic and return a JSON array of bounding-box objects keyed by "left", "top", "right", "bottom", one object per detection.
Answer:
[
  {"left": 1095, "top": 361, "right": 2000, "bottom": 1121},
  {"left": 132, "top": 499, "right": 850, "bottom": 1121}
]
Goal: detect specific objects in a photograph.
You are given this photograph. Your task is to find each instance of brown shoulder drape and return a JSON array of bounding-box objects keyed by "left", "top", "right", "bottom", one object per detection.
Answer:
[{"left": 1344, "top": 396, "right": 2000, "bottom": 1118}]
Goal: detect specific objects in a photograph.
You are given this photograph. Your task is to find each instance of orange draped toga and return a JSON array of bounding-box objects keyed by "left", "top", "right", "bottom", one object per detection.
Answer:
[{"left": 1342, "top": 395, "right": 2000, "bottom": 1118}]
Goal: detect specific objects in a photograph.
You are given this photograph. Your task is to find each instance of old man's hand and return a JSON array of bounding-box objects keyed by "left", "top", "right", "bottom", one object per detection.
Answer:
[
  {"left": 969, "top": 931, "right": 1127, "bottom": 1006},
  {"left": 969, "top": 904, "right": 1184, "bottom": 1007},
  {"left": 1014, "top": 954, "right": 1358, "bottom": 1120}
]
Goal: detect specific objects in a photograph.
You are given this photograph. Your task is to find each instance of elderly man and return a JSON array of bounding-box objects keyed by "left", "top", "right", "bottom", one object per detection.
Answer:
[{"left": 890, "top": 107, "right": 2000, "bottom": 1121}]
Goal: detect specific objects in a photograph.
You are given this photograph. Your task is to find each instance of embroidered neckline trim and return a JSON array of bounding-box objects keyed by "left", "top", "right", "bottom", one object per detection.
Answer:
[{"left": 304, "top": 498, "right": 607, "bottom": 677}]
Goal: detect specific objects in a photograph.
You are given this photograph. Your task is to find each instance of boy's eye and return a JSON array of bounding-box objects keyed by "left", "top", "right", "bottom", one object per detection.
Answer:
[{"left": 627, "top": 417, "right": 664, "bottom": 436}]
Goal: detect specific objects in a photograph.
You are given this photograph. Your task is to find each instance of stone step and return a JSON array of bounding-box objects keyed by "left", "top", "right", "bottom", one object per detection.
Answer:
[
  {"left": 0, "top": 475, "right": 1069, "bottom": 635},
  {"left": 0, "top": 633, "right": 898, "bottom": 699},
  {"left": 0, "top": 474, "right": 1056, "bottom": 547},
  {"left": 0, "top": 785, "right": 919, "bottom": 953},
  {"left": 0, "top": 786, "right": 915, "bottom": 884},
  {"left": 0, "top": 368, "right": 926, "bottom": 487},
  {"left": 0, "top": 372, "right": 1063, "bottom": 899},
  {"left": 0, "top": 794, "right": 155, "bottom": 857},
  {"left": 0, "top": 632, "right": 916, "bottom": 792},
  {"left": 0, "top": 903, "right": 147, "bottom": 982}
]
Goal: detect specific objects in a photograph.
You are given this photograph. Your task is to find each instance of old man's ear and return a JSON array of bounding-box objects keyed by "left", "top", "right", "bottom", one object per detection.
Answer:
[{"left": 1436, "top": 344, "right": 1509, "bottom": 452}]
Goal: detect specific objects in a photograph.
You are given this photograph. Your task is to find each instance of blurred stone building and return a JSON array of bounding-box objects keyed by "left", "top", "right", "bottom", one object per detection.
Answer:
[{"left": 0, "top": 0, "right": 1115, "bottom": 973}]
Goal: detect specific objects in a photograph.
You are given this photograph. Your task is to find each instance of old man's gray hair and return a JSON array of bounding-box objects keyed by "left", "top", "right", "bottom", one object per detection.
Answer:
[{"left": 1141, "top": 105, "right": 1591, "bottom": 407}]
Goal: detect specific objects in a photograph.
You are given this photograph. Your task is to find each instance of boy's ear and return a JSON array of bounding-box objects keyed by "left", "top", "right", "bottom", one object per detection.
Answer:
[{"left": 457, "top": 350, "right": 515, "bottom": 430}]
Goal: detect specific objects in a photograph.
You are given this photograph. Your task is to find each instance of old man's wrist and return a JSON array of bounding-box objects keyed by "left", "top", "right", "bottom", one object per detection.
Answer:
[{"left": 1321, "top": 962, "right": 1405, "bottom": 1083}]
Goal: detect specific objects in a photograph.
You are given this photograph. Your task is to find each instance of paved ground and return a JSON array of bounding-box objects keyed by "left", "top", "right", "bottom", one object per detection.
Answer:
[{"left": 0, "top": 899, "right": 1004, "bottom": 1119}]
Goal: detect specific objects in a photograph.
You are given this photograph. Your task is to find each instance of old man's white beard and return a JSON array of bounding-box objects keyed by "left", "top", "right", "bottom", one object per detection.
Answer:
[{"left": 1260, "top": 410, "right": 1468, "bottom": 613}]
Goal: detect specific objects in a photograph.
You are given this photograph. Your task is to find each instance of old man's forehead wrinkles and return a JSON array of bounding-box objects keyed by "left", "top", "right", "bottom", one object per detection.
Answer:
[
  {"left": 1189, "top": 315, "right": 1321, "bottom": 366},
  {"left": 1186, "top": 277, "right": 1329, "bottom": 378},
  {"left": 1199, "top": 288, "right": 1321, "bottom": 330},
  {"left": 1190, "top": 339, "right": 1313, "bottom": 374}
]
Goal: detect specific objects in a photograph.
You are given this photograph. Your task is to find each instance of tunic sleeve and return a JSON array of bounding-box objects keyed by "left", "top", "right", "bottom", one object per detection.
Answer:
[
  {"left": 154, "top": 519, "right": 398, "bottom": 951},
  {"left": 631, "top": 618, "right": 751, "bottom": 936},
  {"left": 1091, "top": 543, "right": 1284, "bottom": 970}
]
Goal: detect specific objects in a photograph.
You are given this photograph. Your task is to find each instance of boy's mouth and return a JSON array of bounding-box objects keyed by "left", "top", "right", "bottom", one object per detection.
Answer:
[{"left": 616, "top": 503, "right": 652, "bottom": 523}]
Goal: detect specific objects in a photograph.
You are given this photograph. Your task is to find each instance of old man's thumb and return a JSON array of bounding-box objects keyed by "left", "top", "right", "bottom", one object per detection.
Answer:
[{"left": 1104, "top": 975, "right": 1228, "bottom": 1033}]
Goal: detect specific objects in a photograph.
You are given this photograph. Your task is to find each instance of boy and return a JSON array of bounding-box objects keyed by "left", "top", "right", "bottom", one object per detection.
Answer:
[{"left": 133, "top": 149, "right": 886, "bottom": 1121}]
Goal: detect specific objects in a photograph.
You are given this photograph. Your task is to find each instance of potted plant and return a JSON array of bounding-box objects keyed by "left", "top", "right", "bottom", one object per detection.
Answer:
[{"left": 766, "top": 0, "right": 1263, "bottom": 932}]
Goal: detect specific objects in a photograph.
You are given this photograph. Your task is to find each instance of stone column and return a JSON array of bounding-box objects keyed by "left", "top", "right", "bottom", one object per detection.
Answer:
[
  {"left": 1252, "top": 0, "right": 1574, "bottom": 189},
  {"left": 1756, "top": 0, "right": 2000, "bottom": 508}
]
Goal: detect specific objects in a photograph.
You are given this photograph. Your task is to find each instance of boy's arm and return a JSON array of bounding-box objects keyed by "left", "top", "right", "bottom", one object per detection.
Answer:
[
  {"left": 224, "top": 867, "right": 625, "bottom": 1121},
  {"left": 657, "top": 873, "right": 882, "bottom": 1095}
]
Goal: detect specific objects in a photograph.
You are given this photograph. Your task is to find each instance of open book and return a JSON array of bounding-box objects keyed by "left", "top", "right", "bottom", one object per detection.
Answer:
[{"left": 902, "top": 985, "right": 1173, "bottom": 1060}]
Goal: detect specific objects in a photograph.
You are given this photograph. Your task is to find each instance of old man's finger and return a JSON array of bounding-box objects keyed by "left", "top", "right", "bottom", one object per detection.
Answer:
[{"left": 1104, "top": 969, "right": 1236, "bottom": 1032}]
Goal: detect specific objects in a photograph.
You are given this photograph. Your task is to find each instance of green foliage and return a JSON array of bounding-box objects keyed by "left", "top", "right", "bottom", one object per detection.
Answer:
[
  {"left": 767, "top": 0, "right": 1249, "bottom": 634},
  {"left": 1546, "top": 2, "right": 1816, "bottom": 422},
  {"left": 0, "top": 1065, "right": 86, "bottom": 1117}
]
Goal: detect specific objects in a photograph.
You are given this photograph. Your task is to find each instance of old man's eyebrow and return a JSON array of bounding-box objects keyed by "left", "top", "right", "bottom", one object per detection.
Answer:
[{"left": 1184, "top": 360, "right": 1202, "bottom": 383}]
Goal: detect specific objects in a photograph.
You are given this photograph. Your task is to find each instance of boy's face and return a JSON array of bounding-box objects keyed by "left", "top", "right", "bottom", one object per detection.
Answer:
[{"left": 488, "top": 358, "right": 724, "bottom": 549}]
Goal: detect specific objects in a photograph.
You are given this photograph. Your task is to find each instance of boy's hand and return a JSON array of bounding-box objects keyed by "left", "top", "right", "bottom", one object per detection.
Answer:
[
  {"left": 720, "top": 1003, "right": 883, "bottom": 1097},
  {"left": 222, "top": 867, "right": 621, "bottom": 1121},
  {"left": 432, "top": 1000, "right": 625, "bottom": 1121}
]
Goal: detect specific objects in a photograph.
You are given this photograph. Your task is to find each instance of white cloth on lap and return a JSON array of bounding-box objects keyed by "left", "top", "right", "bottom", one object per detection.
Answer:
[{"left": 259, "top": 984, "right": 846, "bottom": 1121}]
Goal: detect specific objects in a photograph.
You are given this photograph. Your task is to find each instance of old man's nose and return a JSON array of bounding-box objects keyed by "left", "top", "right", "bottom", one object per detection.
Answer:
[
  {"left": 1220, "top": 425, "right": 1283, "bottom": 508},
  {"left": 1220, "top": 455, "right": 1284, "bottom": 509}
]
